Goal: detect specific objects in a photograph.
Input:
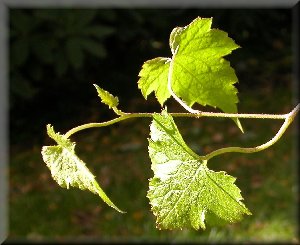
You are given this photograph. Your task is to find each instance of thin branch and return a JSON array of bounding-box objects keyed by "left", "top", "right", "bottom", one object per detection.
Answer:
[
  {"left": 63, "top": 104, "right": 299, "bottom": 163},
  {"left": 64, "top": 104, "right": 299, "bottom": 138},
  {"left": 65, "top": 116, "right": 132, "bottom": 138},
  {"left": 112, "top": 106, "right": 126, "bottom": 116},
  {"left": 202, "top": 103, "right": 300, "bottom": 161},
  {"left": 191, "top": 111, "right": 288, "bottom": 119}
]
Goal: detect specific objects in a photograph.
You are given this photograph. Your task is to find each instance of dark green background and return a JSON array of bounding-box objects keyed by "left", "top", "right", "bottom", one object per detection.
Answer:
[
  {"left": 10, "top": 9, "right": 292, "bottom": 145},
  {"left": 8, "top": 9, "right": 297, "bottom": 243}
]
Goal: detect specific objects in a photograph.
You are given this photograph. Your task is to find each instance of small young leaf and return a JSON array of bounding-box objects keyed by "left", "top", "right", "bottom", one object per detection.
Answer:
[
  {"left": 147, "top": 111, "right": 251, "bottom": 230},
  {"left": 41, "top": 124, "right": 124, "bottom": 213},
  {"left": 93, "top": 84, "right": 119, "bottom": 108}
]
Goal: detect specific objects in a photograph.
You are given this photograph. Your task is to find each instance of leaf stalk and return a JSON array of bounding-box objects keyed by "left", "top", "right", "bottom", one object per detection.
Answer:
[
  {"left": 167, "top": 46, "right": 201, "bottom": 114},
  {"left": 202, "top": 103, "right": 299, "bottom": 160}
]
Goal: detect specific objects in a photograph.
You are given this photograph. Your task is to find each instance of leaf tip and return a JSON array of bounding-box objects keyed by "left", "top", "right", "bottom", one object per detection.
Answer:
[
  {"left": 46, "top": 123, "right": 52, "bottom": 131},
  {"left": 93, "top": 83, "right": 119, "bottom": 109},
  {"left": 107, "top": 202, "right": 126, "bottom": 214},
  {"left": 235, "top": 118, "right": 244, "bottom": 133},
  {"left": 93, "top": 83, "right": 98, "bottom": 89}
]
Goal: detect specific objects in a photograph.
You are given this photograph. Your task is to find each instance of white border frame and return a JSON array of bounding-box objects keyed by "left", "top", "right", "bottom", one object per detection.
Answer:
[{"left": 0, "top": 0, "right": 298, "bottom": 243}]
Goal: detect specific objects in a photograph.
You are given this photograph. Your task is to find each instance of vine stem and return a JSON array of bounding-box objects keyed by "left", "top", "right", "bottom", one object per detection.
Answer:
[
  {"left": 65, "top": 104, "right": 300, "bottom": 142},
  {"left": 202, "top": 103, "right": 299, "bottom": 160}
]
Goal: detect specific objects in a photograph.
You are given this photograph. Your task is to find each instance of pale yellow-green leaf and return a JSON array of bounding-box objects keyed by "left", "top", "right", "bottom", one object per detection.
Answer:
[
  {"left": 93, "top": 84, "right": 119, "bottom": 108},
  {"left": 41, "top": 124, "right": 124, "bottom": 213},
  {"left": 147, "top": 111, "right": 251, "bottom": 230}
]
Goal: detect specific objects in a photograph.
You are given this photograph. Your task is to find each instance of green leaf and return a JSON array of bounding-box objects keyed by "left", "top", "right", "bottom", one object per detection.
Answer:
[
  {"left": 147, "top": 111, "right": 251, "bottom": 230},
  {"left": 10, "top": 73, "right": 37, "bottom": 100},
  {"left": 138, "top": 17, "right": 241, "bottom": 118},
  {"left": 54, "top": 52, "right": 68, "bottom": 77},
  {"left": 73, "top": 9, "right": 97, "bottom": 28},
  {"left": 79, "top": 39, "right": 107, "bottom": 58},
  {"left": 41, "top": 124, "right": 124, "bottom": 213},
  {"left": 65, "top": 38, "right": 84, "bottom": 69},
  {"left": 138, "top": 57, "right": 171, "bottom": 105},
  {"left": 83, "top": 25, "right": 115, "bottom": 39},
  {"left": 31, "top": 37, "right": 56, "bottom": 64},
  {"left": 93, "top": 84, "right": 119, "bottom": 108}
]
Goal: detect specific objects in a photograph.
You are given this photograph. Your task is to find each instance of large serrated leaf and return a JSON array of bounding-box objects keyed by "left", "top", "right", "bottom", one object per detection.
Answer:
[
  {"left": 138, "top": 17, "right": 241, "bottom": 125},
  {"left": 147, "top": 111, "right": 251, "bottom": 230},
  {"left": 171, "top": 17, "right": 240, "bottom": 112},
  {"left": 41, "top": 124, "right": 124, "bottom": 213}
]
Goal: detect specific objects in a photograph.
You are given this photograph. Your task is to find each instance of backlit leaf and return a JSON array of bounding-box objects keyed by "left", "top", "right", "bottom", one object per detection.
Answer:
[
  {"left": 93, "top": 84, "right": 119, "bottom": 108},
  {"left": 41, "top": 124, "right": 124, "bottom": 213},
  {"left": 147, "top": 110, "right": 251, "bottom": 230},
  {"left": 138, "top": 17, "right": 242, "bottom": 129},
  {"left": 138, "top": 57, "right": 171, "bottom": 105}
]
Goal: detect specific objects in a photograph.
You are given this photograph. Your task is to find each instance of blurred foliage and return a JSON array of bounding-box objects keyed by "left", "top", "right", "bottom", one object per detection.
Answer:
[
  {"left": 10, "top": 9, "right": 115, "bottom": 106},
  {"left": 9, "top": 9, "right": 292, "bottom": 146}
]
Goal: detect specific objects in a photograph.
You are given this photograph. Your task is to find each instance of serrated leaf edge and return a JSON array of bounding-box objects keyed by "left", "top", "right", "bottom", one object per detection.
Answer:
[{"left": 42, "top": 124, "right": 125, "bottom": 213}]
